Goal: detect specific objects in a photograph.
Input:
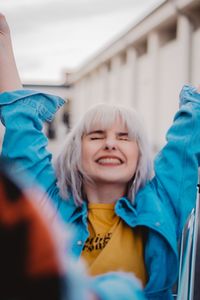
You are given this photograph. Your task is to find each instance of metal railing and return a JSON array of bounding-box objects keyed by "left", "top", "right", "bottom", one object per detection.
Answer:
[{"left": 176, "top": 184, "right": 200, "bottom": 300}]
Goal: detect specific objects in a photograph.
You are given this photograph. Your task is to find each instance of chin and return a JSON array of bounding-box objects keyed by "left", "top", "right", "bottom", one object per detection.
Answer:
[{"left": 94, "top": 176, "right": 127, "bottom": 185}]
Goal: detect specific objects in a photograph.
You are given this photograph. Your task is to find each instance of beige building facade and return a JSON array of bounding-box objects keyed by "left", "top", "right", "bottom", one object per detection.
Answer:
[{"left": 68, "top": 0, "right": 200, "bottom": 152}]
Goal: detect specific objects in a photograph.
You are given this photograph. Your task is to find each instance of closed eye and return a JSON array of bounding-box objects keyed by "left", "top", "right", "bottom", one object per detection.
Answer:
[
  {"left": 119, "top": 137, "right": 129, "bottom": 141},
  {"left": 90, "top": 136, "right": 104, "bottom": 140},
  {"left": 87, "top": 130, "right": 105, "bottom": 140},
  {"left": 117, "top": 133, "right": 129, "bottom": 141}
]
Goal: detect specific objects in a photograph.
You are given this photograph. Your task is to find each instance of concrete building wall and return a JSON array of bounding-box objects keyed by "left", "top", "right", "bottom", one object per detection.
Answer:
[
  {"left": 69, "top": 0, "right": 200, "bottom": 153},
  {"left": 192, "top": 28, "right": 200, "bottom": 86}
]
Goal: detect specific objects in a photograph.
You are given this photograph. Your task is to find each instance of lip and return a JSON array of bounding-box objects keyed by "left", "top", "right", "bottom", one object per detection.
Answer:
[{"left": 95, "top": 156, "right": 124, "bottom": 165}]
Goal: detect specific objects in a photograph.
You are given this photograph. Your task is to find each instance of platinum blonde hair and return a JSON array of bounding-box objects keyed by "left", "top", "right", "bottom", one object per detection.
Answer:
[{"left": 55, "top": 103, "right": 152, "bottom": 206}]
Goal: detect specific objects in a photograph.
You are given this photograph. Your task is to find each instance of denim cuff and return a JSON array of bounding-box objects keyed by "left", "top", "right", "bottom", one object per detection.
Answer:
[
  {"left": 0, "top": 89, "right": 65, "bottom": 122},
  {"left": 179, "top": 84, "right": 200, "bottom": 107}
]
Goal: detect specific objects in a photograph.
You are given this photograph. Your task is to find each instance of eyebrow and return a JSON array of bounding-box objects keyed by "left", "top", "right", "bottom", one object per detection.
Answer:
[
  {"left": 86, "top": 130, "right": 105, "bottom": 135},
  {"left": 117, "top": 132, "right": 129, "bottom": 136},
  {"left": 86, "top": 130, "right": 129, "bottom": 136}
]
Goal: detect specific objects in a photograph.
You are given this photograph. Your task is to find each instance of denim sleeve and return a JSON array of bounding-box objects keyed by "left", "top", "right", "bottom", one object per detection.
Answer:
[
  {"left": 153, "top": 84, "right": 200, "bottom": 236},
  {"left": 0, "top": 89, "right": 65, "bottom": 192}
]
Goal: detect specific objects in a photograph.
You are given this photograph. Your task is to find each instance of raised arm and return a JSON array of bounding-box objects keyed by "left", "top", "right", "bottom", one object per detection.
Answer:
[
  {"left": 136, "top": 85, "right": 200, "bottom": 239},
  {"left": 0, "top": 13, "right": 22, "bottom": 92},
  {"left": 0, "top": 14, "right": 64, "bottom": 195}
]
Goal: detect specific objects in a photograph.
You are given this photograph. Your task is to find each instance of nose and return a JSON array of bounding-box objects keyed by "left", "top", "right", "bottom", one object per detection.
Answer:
[{"left": 103, "top": 137, "right": 117, "bottom": 150}]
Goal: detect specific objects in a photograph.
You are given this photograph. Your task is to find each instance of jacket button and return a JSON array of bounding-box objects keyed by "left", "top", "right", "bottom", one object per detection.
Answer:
[{"left": 77, "top": 240, "right": 83, "bottom": 246}]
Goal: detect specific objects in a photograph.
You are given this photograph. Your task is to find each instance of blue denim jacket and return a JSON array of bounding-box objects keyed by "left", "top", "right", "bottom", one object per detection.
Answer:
[{"left": 0, "top": 85, "right": 200, "bottom": 300}]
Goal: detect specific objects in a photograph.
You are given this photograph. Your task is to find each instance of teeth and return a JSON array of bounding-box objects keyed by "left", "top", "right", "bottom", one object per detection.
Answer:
[{"left": 97, "top": 158, "right": 122, "bottom": 165}]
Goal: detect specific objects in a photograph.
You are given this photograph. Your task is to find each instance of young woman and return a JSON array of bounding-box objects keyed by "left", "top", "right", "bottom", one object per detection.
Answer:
[{"left": 0, "top": 13, "right": 200, "bottom": 300}]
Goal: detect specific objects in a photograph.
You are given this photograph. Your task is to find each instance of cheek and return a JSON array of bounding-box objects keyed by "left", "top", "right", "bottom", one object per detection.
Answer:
[
  {"left": 81, "top": 142, "right": 98, "bottom": 172},
  {"left": 81, "top": 152, "right": 90, "bottom": 175},
  {"left": 81, "top": 139, "right": 90, "bottom": 161},
  {"left": 126, "top": 145, "right": 140, "bottom": 169},
  {"left": 81, "top": 149, "right": 89, "bottom": 172},
  {"left": 82, "top": 144, "right": 93, "bottom": 162}
]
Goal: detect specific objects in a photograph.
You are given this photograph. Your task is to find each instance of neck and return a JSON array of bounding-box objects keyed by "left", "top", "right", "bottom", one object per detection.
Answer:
[{"left": 84, "top": 182, "right": 127, "bottom": 204}]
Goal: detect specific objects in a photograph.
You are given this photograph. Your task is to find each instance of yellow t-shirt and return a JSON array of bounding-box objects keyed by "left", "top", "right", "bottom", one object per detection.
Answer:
[{"left": 81, "top": 203, "right": 147, "bottom": 286}]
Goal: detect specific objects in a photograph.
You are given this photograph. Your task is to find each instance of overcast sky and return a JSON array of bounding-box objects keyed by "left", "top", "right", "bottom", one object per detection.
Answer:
[{"left": 1, "top": 0, "right": 163, "bottom": 83}]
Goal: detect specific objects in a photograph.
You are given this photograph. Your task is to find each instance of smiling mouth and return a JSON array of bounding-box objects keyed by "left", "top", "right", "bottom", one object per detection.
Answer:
[{"left": 96, "top": 157, "right": 123, "bottom": 165}]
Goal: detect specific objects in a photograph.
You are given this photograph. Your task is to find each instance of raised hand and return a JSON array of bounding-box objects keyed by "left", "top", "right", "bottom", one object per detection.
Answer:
[
  {"left": 0, "top": 13, "right": 10, "bottom": 37},
  {"left": 0, "top": 13, "right": 22, "bottom": 92}
]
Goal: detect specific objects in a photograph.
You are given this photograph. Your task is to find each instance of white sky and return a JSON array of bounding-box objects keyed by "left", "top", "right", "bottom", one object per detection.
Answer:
[{"left": 1, "top": 0, "right": 163, "bottom": 83}]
